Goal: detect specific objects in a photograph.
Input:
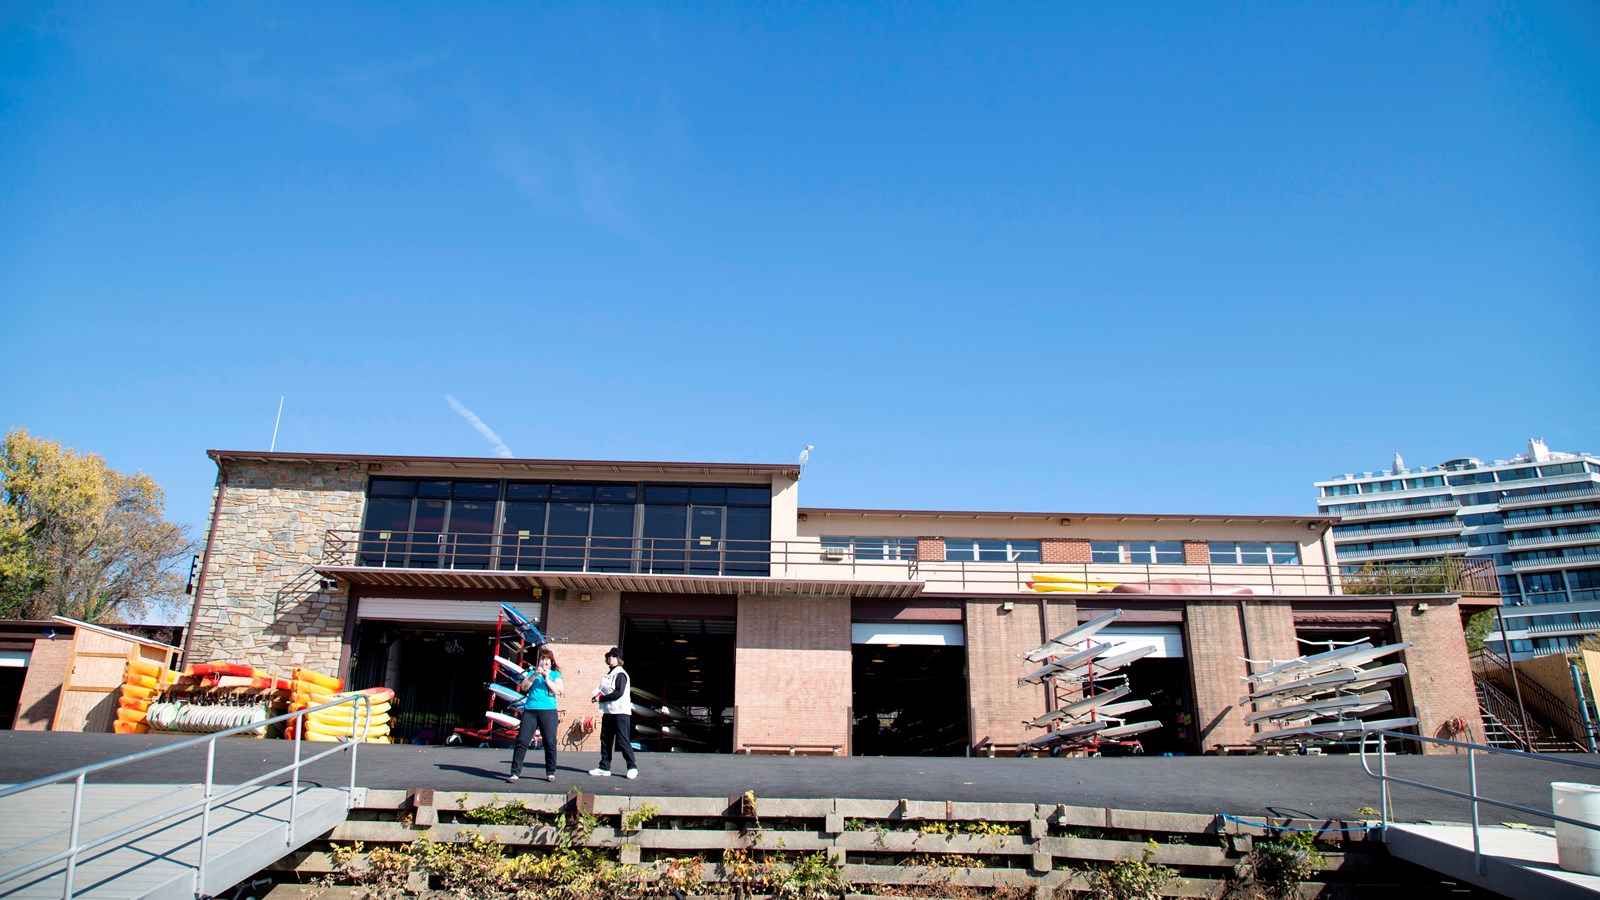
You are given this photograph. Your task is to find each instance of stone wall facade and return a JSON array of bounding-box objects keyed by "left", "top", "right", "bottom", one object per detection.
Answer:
[{"left": 186, "top": 459, "right": 368, "bottom": 672}]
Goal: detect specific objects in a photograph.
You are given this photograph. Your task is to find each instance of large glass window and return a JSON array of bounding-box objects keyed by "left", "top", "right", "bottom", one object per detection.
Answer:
[
  {"left": 1209, "top": 541, "right": 1301, "bottom": 565},
  {"left": 944, "top": 539, "right": 1041, "bottom": 563},
  {"left": 1091, "top": 540, "right": 1184, "bottom": 564}
]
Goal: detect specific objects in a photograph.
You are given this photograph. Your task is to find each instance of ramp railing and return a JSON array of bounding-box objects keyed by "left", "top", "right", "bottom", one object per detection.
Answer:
[
  {"left": 1360, "top": 726, "right": 1600, "bottom": 876},
  {"left": 0, "top": 694, "right": 372, "bottom": 899}
]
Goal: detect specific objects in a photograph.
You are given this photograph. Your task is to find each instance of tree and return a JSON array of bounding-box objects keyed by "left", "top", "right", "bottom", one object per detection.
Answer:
[{"left": 0, "top": 428, "right": 195, "bottom": 623}]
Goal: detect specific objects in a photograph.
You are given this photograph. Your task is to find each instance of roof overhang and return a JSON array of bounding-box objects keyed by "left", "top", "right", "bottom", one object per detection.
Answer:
[
  {"left": 316, "top": 566, "right": 925, "bottom": 599},
  {"left": 799, "top": 507, "right": 1338, "bottom": 527},
  {"left": 210, "top": 449, "right": 798, "bottom": 479}
]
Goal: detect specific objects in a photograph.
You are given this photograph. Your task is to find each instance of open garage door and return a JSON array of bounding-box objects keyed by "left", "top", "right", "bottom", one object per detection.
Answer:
[
  {"left": 621, "top": 617, "right": 734, "bottom": 752},
  {"left": 852, "top": 623, "right": 967, "bottom": 756}
]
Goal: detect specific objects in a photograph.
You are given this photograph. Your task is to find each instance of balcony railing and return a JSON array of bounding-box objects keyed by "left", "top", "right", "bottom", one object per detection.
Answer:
[
  {"left": 1497, "top": 485, "right": 1600, "bottom": 510},
  {"left": 1505, "top": 530, "right": 1600, "bottom": 550},
  {"left": 320, "top": 530, "right": 1501, "bottom": 598},
  {"left": 1502, "top": 507, "right": 1600, "bottom": 529},
  {"left": 1333, "top": 542, "right": 1468, "bottom": 562},
  {"left": 1330, "top": 520, "right": 1463, "bottom": 541},
  {"left": 1509, "top": 549, "right": 1600, "bottom": 572},
  {"left": 1329, "top": 498, "right": 1461, "bottom": 521}
]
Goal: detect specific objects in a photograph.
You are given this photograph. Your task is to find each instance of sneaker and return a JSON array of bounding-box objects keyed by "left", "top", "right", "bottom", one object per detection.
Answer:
[
  {"left": 545, "top": 774, "right": 556, "bottom": 782},
  {"left": 506, "top": 774, "right": 519, "bottom": 783},
  {"left": 588, "top": 768, "right": 610, "bottom": 777},
  {"left": 626, "top": 768, "right": 638, "bottom": 780}
]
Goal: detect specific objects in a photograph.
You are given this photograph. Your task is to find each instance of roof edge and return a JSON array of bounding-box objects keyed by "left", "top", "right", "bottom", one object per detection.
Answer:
[
  {"left": 799, "top": 506, "right": 1338, "bottom": 525},
  {"left": 208, "top": 449, "right": 799, "bottom": 474}
]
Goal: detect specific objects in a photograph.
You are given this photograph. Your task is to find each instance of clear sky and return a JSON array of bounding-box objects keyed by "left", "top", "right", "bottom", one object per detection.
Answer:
[{"left": 4, "top": 3, "right": 1598, "bottom": 538}]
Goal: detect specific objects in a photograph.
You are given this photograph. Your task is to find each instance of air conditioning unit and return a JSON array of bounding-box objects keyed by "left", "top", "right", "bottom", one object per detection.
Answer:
[{"left": 821, "top": 547, "right": 848, "bottom": 561}]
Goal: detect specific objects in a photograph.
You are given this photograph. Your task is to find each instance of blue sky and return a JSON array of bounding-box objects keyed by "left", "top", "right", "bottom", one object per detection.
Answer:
[{"left": 3, "top": 2, "right": 1598, "bottom": 537}]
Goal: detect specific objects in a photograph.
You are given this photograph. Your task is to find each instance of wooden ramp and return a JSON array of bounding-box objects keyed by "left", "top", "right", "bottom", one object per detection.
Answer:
[
  {"left": 0, "top": 783, "right": 351, "bottom": 899},
  {"left": 1386, "top": 822, "right": 1600, "bottom": 899}
]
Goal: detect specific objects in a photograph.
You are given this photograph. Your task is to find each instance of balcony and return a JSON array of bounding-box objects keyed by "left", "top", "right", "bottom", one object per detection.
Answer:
[
  {"left": 1498, "top": 485, "right": 1600, "bottom": 510},
  {"left": 316, "top": 530, "right": 1500, "bottom": 599},
  {"left": 1330, "top": 520, "right": 1463, "bottom": 541},
  {"left": 1509, "top": 549, "right": 1600, "bottom": 573},
  {"left": 1332, "top": 542, "right": 1468, "bottom": 563},
  {"left": 1505, "top": 531, "right": 1600, "bottom": 551},
  {"left": 1330, "top": 498, "right": 1461, "bottom": 522},
  {"left": 1503, "top": 507, "right": 1600, "bottom": 530}
]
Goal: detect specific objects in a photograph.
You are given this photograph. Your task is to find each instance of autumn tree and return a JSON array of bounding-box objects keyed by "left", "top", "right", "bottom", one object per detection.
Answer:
[{"left": 0, "top": 428, "right": 195, "bottom": 623}]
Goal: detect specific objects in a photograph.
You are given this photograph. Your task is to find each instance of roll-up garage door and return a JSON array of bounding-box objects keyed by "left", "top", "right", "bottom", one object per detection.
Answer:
[
  {"left": 851, "top": 623, "right": 964, "bottom": 646},
  {"left": 1097, "top": 626, "right": 1184, "bottom": 658},
  {"left": 358, "top": 598, "right": 505, "bottom": 624}
]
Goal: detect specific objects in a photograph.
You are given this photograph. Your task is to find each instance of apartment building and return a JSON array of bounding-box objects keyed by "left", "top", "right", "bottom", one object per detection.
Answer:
[
  {"left": 1315, "top": 439, "right": 1600, "bottom": 659},
  {"left": 184, "top": 450, "right": 1494, "bottom": 756}
]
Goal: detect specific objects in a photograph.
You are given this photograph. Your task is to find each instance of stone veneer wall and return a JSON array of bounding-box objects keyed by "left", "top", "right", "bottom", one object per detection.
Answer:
[{"left": 186, "top": 459, "right": 368, "bottom": 673}]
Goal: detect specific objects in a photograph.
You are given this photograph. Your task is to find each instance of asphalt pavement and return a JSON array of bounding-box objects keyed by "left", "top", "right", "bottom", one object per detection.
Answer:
[{"left": 0, "top": 732, "right": 1591, "bottom": 826}]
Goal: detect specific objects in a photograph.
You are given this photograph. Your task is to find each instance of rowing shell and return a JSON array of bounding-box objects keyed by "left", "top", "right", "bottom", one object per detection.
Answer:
[
  {"left": 1099, "top": 720, "right": 1162, "bottom": 739},
  {"left": 1020, "top": 643, "right": 1113, "bottom": 684},
  {"left": 1245, "top": 690, "right": 1391, "bottom": 724},
  {"left": 1023, "top": 720, "right": 1108, "bottom": 748},
  {"left": 1241, "top": 662, "right": 1408, "bottom": 705},
  {"left": 1244, "top": 642, "right": 1411, "bottom": 685},
  {"left": 1029, "top": 685, "right": 1132, "bottom": 727},
  {"left": 500, "top": 602, "right": 548, "bottom": 647},
  {"left": 1250, "top": 715, "right": 1419, "bottom": 745},
  {"left": 494, "top": 656, "right": 527, "bottom": 681},
  {"left": 1025, "top": 610, "right": 1124, "bottom": 662},
  {"left": 1050, "top": 645, "right": 1158, "bottom": 683}
]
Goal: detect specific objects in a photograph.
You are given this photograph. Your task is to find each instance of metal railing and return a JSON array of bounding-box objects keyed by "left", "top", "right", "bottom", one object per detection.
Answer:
[
  {"left": 1361, "top": 727, "right": 1600, "bottom": 875},
  {"left": 0, "top": 694, "right": 372, "bottom": 899},
  {"left": 322, "top": 529, "right": 1502, "bottom": 598},
  {"left": 1499, "top": 486, "right": 1600, "bottom": 510},
  {"left": 1504, "top": 507, "right": 1600, "bottom": 528},
  {"left": 1507, "top": 530, "right": 1600, "bottom": 550},
  {"left": 1470, "top": 645, "right": 1590, "bottom": 750}
]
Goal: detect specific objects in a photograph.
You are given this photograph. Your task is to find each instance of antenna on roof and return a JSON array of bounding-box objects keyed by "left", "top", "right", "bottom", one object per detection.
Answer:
[
  {"left": 798, "top": 444, "right": 815, "bottom": 480},
  {"left": 270, "top": 396, "right": 285, "bottom": 452}
]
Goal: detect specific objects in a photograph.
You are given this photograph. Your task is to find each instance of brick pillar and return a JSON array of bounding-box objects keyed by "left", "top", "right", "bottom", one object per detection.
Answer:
[
  {"left": 544, "top": 589, "right": 621, "bottom": 753},
  {"left": 733, "top": 594, "right": 851, "bottom": 753},
  {"left": 1183, "top": 541, "right": 1210, "bottom": 565},
  {"left": 917, "top": 538, "right": 945, "bottom": 562},
  {"left": 1184, "top": 600, "right": 1253, "bottom": 751},
  {"left": 1240, "top": 600, "right": 1299, "bottom": 673},
  {"left": 14, "top": 636, "right": 73, "bottom": 730},
  {"left": 966, "top": 596, "right": 1077, "bottom": 751},
  {"left": 1392, "top": 599, "right": 1485, "bottom": 754},
  {"left": 1042, "top": 539, "right": 1092, "bottom": 564}
]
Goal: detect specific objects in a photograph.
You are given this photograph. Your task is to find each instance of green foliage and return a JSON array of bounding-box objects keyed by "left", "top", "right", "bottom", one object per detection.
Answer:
[
  {"left": 919, "top": 820, "right": 1022, "bottom": 836},
  {"left": 1089, "top": 840, "right": 1177, "bottom": 900},
  {"left": 1465, "top": 609, "right": 1498, "bottom": 652},
  {"left": 1, "top": 428, "right": 195, "bottom": 622},
  {"left": 1340, "top": 561, "right": 1447, "bottom": 596},
  {"left": 623, "top": 801, "right": 661, "bottom": 832},
  {"left": 721, "top": 847, "right": 846, "bottom": 899},
  {"left": 456, "top": 797, "right": 544, "bottom": 826},
  {"left": 1237, "top": 831, "right": 1325, "bottom": 899}
]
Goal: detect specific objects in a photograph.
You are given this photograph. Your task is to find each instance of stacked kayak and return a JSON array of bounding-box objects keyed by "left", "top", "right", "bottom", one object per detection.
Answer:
[
  {"left": 115, "top": 657, "right": 180, "bottom": 734},
  {"left": 146, "top": 701, "right": 270, "bottom": 735},
  {"left": 287, "top": 669, "right": 393, "bottom": 743}
]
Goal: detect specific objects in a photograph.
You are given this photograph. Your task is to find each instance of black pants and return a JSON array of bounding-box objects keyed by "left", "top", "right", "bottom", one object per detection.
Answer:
[
  {"left": 597, "top": 713, "right": 637, "bottom": 771},
  {"left": 510, "top": 707, "right": 558, "bottom": 777}
]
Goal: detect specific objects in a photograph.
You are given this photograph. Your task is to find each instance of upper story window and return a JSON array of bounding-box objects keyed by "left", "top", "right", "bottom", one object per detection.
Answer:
[
  {"left": 1209, "top": 541, "right": 1301, "bottom": 565},
  {"left": 1322, "top": 484, "right": 1360, "bottom": 497},
  {"left": 1091, "top": 540, "right": 1184, "bottom": 564},
  {"left": 819, "top": 536, "right": 917, "bottom": 560},
  {"left": 944, "top": 538, "right": 1041, "bottom": 563},
  {"left": 1539, "top": 462, "right": 1588, "bottom": 478}
]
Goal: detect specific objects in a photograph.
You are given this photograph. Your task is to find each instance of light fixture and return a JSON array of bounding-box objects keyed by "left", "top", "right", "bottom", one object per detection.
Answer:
[
  {"left": 530, "top": 588, "right": 544, "bottom": 599},
  {"left": 674, "top": 638, "right": 688, "bottom": 644},
  {"left": 1059, "top": 517, "right": 1072, "bottom": 526},
  {"left": 684, "top": 655, "right": 698, "bottom": 661},
  {"left": 689, "top": 668, "right": 700, "bottom": 674},
  {"left": 578, "top": 592, "right": 592, "bottom": 603},
  {"left": 1307, "top": 522, "right": 1319, "bottom": 531},
  {"left": 871, "top": 658, "right": 885, "bottom": 664},
  {"left": 1002, "top": 600, "right": 1015, "bottom": 612},
  {"left": 885, "top": 644, "right": 899, "bottom": 649}
]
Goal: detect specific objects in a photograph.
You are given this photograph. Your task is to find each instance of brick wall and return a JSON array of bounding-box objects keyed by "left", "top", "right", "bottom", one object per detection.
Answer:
[
  {"left": 917, "top": 538, "right": 945, "bottom": 562},
  {"left": 1183, "top": 600, "right": 1253, "bottom": 749},
  {"left": 1239, "top": 600, "right": 1299, "bottom": 673},
  {"left": 545, "top": 589, "right": 622, "bottom": 753},
  {"left": 1183, "top": 541, "right": 1210, "bottom": 565},
  {"left": 14, "top": 636, "right": 73, "bottom": 730},
  {"left": 1393, "top": 599, "right": 1484, "bottom": 754},
  {"left": 1042, "top": 539, "right": 1091, "bottom": 564},
  {"left": 966, "top": 596, "right": 1077, "bottom": 750},
  {"left": 733, "top": 594, "right": 851, "bottom": 752},
  {"left": 186, "top": 459, "right": 367, "bottom": 672}
]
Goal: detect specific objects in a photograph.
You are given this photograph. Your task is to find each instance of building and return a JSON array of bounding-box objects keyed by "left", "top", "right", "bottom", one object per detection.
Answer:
[
  {"left": 1315, "top": 439, "right": 1600, "bottom": 659},
  {"left": 183, "top": 449, "right": 1495, "bottom": 755}
]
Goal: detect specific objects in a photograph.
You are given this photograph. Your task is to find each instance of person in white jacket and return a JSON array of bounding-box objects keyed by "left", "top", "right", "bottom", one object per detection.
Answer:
[{"left": 588, "top": 646, "right": 638, "bottom": 779}]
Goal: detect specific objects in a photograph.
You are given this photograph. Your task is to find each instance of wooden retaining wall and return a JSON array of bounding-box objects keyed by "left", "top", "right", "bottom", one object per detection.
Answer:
[{"left": 268, "top": 790, "right": 1485, "bottom": 898}]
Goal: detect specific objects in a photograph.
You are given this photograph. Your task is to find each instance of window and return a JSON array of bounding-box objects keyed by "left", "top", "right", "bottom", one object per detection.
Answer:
[
  {"left": 1209, "top": 541, "right": 1301, "bottom": 565},
  {"left": 944, "top": 539, "right": 1041, "bottom": 563},
  {"left": 1091, "top": 540, "right": 1184, "bottom": 564},
  {"left": 820, "top": 536, "right": 918, "bottom": 560},
  {"left": 1322, "top": 484, "right": 1360, "bottom": 497}
]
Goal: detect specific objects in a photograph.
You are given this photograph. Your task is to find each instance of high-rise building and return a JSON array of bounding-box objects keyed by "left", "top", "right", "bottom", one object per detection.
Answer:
[{"left": 1315, "top": 439, "right": 1600, "bottom": 658}]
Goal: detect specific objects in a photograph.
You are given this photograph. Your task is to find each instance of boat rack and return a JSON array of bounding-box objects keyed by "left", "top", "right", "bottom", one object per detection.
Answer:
[{"left": 1018, "top": 610, "right": 1163, "bottom": 757}]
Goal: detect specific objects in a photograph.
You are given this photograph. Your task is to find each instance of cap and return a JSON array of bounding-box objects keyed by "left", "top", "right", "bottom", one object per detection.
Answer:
[{"left": 605, "top": 647, "right": 623, "bottom": 659}]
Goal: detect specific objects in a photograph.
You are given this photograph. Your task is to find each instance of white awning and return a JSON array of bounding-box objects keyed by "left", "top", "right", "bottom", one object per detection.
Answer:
[{"left": 851, "top": 623, "right": 964, "bottom": 646}]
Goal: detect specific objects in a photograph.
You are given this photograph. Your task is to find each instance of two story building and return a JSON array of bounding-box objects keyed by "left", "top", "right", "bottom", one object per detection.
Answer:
[{"left": 184, "top": 450, "right": 1496, "bottom": 755}]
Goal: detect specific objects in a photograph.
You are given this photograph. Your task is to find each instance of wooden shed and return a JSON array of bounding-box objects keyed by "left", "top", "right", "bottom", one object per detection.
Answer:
[{"left": 45, "top": 617, "right": 180, "bottom": 734}]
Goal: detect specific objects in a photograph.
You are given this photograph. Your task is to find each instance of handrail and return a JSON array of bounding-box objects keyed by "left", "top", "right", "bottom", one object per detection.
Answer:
[
  {"left": 320, "top": 528, "right": 1501, "bottom": 598},
  {"left": 0, "top": 693, "right": 371, "bottom": 899},
  {"left": 1474, "top": 674, "right": 1537, "bottom": 751},
  {"left": 1470, "top": 646, "right": 1589, "bottom": 750},
  {"left": 1361, "top": 727, "right": 1600, "bottom": 876}
]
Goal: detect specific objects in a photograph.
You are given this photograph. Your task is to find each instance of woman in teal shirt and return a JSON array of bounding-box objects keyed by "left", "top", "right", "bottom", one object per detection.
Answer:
[{"left": 509, "top": 647, "right": 564, "bottom": 782}]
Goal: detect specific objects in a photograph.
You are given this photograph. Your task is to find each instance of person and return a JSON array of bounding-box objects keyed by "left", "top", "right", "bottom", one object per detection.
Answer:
[
  {"left": 508, "top": 646, "right": 564, "bottom": 782},
  {"left": 589, "top": 646, "right": 638, "bottom": 779}
]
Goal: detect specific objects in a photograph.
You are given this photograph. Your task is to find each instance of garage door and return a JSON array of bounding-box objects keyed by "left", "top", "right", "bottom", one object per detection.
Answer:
[
  {"left": 851, "top": 623, "right": 964, "bottom": 646},
  {"left": 358, "top": 598, "right": 505, "bottom": 624},
  {"left": 1097, "top": 626, "right": 1184, "bottom": 658}
]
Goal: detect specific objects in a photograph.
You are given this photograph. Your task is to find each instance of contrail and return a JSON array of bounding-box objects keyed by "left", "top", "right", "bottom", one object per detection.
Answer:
[{"left": 445, "top": 394, "right": 514, "bottom": 458}]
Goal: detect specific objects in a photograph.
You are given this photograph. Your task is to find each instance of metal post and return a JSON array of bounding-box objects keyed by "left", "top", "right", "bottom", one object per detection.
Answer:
[
  {"left": 348, "top": 697, "right": 363, "bottom": 807},
  {"left": 1469, "top": 748, "right": 1484, "bottom": 875},
  {"left": 198, "top": 741, "right": 216, "bottom": 895},
  {"left": 1570, "top": 660, "right": 1598, "bottom": 752},
  {"left": 288, "top": 716, "right": 302, "bottom": 846},
  {"left": 1495, "top": 608, "right": 1533, "bottom": 744},
  {"left": 63, "top": 771, "right": 85, "bottom": 899},
  {"left": 1379, "top": 733, "right": 1390, "bottom": 829}
]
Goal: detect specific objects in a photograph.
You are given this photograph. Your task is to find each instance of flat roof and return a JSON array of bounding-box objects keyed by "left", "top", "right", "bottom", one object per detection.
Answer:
[
  {"left": 799, "top": 507, "right": 1337, "bottom": 526},
  {"left": 209, "top": 449, "right": 799, "bottom": 477}
]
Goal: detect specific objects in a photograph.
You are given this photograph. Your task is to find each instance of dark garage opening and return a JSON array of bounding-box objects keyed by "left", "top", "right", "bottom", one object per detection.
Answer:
[
  {"left": 351, "top": 621, "right": 496, "bottom": 745},
  {"left": 621, "top": 617, "right": 735, "bottom": 752},
  {"left": 852, "top": 644, "right": 969, "bottom": 756}
]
